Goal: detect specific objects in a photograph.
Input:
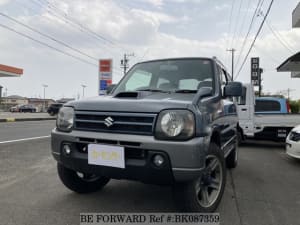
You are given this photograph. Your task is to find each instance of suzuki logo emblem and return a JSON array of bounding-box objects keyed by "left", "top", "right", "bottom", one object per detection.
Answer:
[{"left": 104, "top": 117, "right": 114, "bottom": 127}]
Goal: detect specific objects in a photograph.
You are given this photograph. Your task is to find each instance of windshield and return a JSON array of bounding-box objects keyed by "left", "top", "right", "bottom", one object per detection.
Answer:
[{"left": 113, "top": 59, "right": 214, "bottom": 94}]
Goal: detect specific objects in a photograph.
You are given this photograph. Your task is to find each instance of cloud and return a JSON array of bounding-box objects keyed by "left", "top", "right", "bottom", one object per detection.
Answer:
[
  {"left": 0, "top": 0, "right": 10, "bottom": 6},
  {"left": 142, "top": 0, "right": 164, "bottom": 7},
  {"left": 1, "top": 0, "right": 300, "bottom": 99}
]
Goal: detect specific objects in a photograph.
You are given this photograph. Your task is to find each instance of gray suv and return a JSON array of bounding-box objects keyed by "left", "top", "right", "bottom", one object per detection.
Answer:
[{"left": 51, "top": 57, "right": 242, "bottom": 212}]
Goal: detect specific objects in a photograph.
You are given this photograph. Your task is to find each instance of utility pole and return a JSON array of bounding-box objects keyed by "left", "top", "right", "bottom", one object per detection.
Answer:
[
  {"left": 81, "top": 84, "right": 87, "bottom": 98},
  {"left": 227, "top": 48, "right": 236, "bottom": 78},
  {"left": 0, "top": 85, "right": 3, "bottom": 106},
  {"left": 42, "top": 84, "right": 48, "bottom": 112},
  {"left": 121, "top": 53, "right": 134, "bottom": 75}
]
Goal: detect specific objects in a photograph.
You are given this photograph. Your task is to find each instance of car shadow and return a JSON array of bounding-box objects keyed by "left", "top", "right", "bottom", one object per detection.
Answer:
[{"left": 240, "top": 139, "right": 285, "bottom": 149}]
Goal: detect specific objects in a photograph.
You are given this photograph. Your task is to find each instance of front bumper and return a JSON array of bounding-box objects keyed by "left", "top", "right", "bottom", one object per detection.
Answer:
[{"left": 51, "top": 129, "right": 208, "bottom": 184}]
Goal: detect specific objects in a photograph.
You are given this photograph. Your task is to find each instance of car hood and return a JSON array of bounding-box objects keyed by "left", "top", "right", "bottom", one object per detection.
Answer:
[
  {"left": 66, "top": 92, "right": 195, "bottom": 113},
  {"left": 292, "top": 125, "right": 300, "bottom": 133}
]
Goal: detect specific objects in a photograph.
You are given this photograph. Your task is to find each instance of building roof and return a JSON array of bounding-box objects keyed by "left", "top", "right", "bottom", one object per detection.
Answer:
[
  {"left": 27, "top": 98, "right": 55, "bottom": 102},
  {"left": 5, "top": 95, "right": 26, "bottom": 99},
  {"left": 0, "top": 64, "right": 23, "bottom": 77}
]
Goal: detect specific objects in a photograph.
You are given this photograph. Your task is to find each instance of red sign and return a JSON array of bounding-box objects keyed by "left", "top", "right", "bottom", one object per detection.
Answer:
[{"left": 99, "top": 60, "right": 112, "bottom": 73}]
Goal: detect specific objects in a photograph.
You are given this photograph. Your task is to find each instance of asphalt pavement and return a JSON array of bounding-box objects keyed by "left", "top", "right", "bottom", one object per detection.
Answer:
[
  {"left": 0, "top": 120, "right": 55, "bottom": 143},
  {"left": 0, "top": 112, "right": 55, "bottom": 123},
  {"left": 0, "top": 121, "right": 300, "bottom": 225}
]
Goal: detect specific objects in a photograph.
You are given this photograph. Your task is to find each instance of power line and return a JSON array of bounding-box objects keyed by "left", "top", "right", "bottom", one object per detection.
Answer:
[
  {"left": 26, "top": 0, "right": 121, "bottom": 55},
  {"left": 11, "top": 0, "right": 124, "bottom": 73},
  {"left": 234, "top": 0, "right": 274, "bottom": 80},
  {"left": 230, "top": 0, "right": 244, "bottom": 49},
  {"left": 234, "top": 0, "right": 263, "bottom": 68},
  {"left": 0, "top": 22, "right": 97, "bottom": 66},
  {"left": 264, "top": 17, "right": 294, "bottom": 54},
  {"left": 253, "top": 45, "right": 281, "bottom": 64},
  {"left": 224, "top": 0, "right": 236, "bottom": 67},
  {"left": 36, "top": 0, "right": 128, "bottom": 52},
  {"left": 15, "top": 0, "right": 122, "bottom": 58},
  {"left": 234, "top": 0, "right": 251, "bottom": 49},
  {"left": 0, "top": 11, "right": 98, "bottom": 61}
]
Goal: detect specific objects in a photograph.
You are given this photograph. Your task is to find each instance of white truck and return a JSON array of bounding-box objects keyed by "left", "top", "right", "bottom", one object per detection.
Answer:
[{"left": 237, "top": 83, "right": 300, "bottom": 142}]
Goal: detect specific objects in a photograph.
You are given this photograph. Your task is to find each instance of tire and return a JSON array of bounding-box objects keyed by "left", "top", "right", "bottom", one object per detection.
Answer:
[
  {"left": 173, "top": 143, "right": 226, "bottom": 212},
  {"left": 57, "top": 163, "right": 110, "bottom": 194},
  {"left": 49, "top": 111, "right": 55, "bottom": 116}
]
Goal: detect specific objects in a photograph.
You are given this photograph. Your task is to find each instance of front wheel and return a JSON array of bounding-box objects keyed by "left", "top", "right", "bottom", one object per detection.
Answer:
[
  {"left": 57, "top": 163, "right": 110, "bottom": 193},
  {"left": 173, "top": 143, "right": 226, "bottom": 212}
]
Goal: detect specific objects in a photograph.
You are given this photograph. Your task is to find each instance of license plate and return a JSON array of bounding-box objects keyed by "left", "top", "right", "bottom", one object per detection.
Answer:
[
  {"left": 88, "top": 144, "right": 125, "bottom": 169},
  {"left": 277, "top": 129, "right": 287, "bottom": 138}
]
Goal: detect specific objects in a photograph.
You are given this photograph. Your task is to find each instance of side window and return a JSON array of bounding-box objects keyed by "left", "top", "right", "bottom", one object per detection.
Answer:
[
  {"left": 255, "top": 100, "right": 281, "bottom": 112},
  {"left": 125, "top": 70, "right": 152, "bottom": 91}
]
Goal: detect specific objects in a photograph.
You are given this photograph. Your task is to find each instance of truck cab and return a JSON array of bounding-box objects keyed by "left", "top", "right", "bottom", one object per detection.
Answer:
[{"left": 51, "top": 57, "right": 242, "bottom": 212}]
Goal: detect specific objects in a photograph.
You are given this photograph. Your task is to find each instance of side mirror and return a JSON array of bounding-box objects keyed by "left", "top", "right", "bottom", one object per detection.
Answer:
[
  {"left": 106, "top": 84, "right": 116, "bottom": 95},
  {"left": 224, "top": 82, "right": 243, "bottom": 97}
]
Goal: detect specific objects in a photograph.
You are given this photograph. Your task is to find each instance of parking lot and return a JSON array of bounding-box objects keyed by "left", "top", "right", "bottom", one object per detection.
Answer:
[{"left": 0, "top": 120, "right": 300, "bottom": 225}]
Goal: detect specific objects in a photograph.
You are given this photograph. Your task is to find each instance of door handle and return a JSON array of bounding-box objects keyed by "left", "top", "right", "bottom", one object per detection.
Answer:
[{"left": 241, "top": 108, "right": 247, "bottom": 111}]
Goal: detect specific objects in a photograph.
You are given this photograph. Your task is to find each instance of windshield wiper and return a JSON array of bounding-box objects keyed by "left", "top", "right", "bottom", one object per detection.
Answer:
[
  {"left": 136, "top": 88, "right": 170, "bottom": 93},
  {"left": 174, "top": 89, "right": 198, "bottom": 93}
]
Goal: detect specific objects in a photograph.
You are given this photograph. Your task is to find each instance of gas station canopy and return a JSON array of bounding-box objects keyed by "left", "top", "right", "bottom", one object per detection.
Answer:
[
  {"left": 292, "top": 2, "right": 300, "bottom": 27},
  {"left": 277, "top": 52, "right": 300, "bottom": 72},
  {"left": 0, "top": 64, "right": 23, "bottom": 77},
  {"left": 276, "top": 3, "right": 300, "bottom": 78}
]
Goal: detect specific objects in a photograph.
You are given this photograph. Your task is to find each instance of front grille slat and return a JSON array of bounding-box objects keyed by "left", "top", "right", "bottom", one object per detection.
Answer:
[{"left": 74, "top": 111, "right": 156, "bottom": 135}]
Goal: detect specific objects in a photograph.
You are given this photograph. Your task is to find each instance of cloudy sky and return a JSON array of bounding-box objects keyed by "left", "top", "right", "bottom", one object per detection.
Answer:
[{"left": 0, "top": 0, "right": 299, "bottom": 100}]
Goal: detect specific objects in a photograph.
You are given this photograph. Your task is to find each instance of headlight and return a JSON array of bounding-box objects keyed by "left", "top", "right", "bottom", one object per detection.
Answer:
[
  {"left": 155, "top": 110, "right": 195, "bottom": 140},
  {"left": 56, "top": 107, "right": 74, "bottom": 132},
  {"left": 290, "top": 131, "right": 300, "bottom": 142}
]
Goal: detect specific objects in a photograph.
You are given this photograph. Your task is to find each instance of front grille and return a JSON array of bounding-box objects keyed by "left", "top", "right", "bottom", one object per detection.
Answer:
[
  {"left": 289, "top": 131, "right": 300, "bottom": 142},
  {"left": 74, "top": 111, "right": 156, "bottom": 135}
]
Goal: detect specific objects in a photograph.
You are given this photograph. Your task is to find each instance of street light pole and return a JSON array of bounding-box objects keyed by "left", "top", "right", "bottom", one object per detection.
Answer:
[
  {"left": 81, "top": 85, "right": 87, "bottom": 98},
  {"left": 42, "top": 84, "right": 48, "bottom": 112}
]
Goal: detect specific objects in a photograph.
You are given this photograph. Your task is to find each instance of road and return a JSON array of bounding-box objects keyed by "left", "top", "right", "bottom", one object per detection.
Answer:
[
  {"left": 0, "top": 112, "right": 53, "bottom": 120},
  {"left": 0, "top": 120, "right": 54, "bottom": 143},
  {"left": 0, "top": 121, "right": 300, "bottom": 225}
]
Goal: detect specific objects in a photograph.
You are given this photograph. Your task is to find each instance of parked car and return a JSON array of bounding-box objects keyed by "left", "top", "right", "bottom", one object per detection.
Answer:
[
  {"left": 51, "top": 57, "right": 243, "bottom": 212},
  {"left": 18, "top": 104, "right": 37, "bottom": 113},
  {"left": 47, "top": 103, "right": 63, "bottom": 116},
  {"left": 286, "top": 125, "right": 300, "bottom": 159},
  {"left": 10, "top": 105, "right": 22, "bottom": 112}
]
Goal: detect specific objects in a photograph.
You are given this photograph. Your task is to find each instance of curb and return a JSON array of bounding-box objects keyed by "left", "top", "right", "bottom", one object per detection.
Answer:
[{"left": 0, "top": 117, "right": 56, "bottom": 123}]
